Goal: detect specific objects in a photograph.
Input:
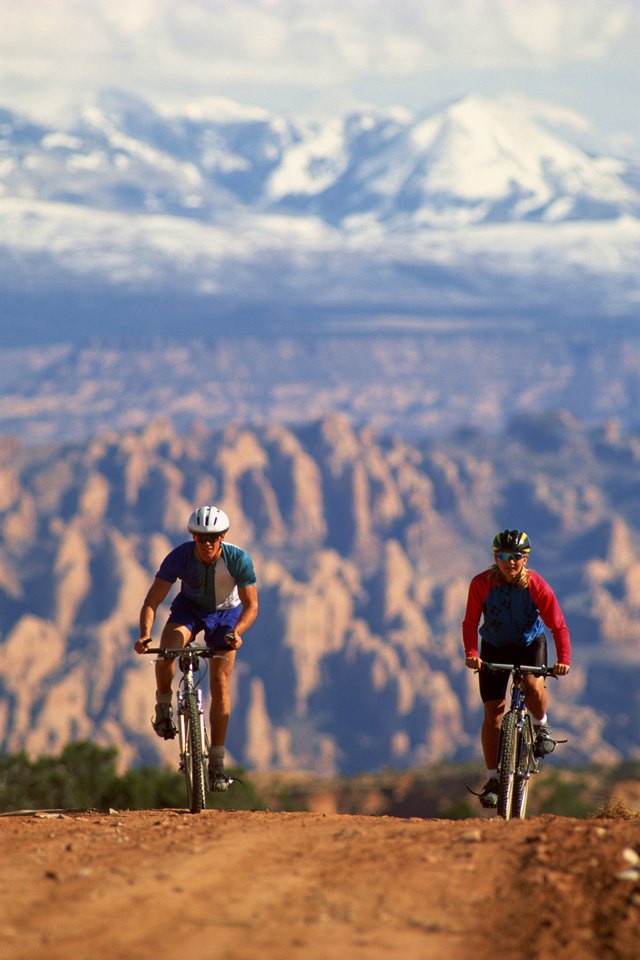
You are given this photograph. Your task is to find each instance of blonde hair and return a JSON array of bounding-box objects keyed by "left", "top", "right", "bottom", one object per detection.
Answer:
[{"left": 489, "top": 561, "right": 529, "bottom": 589}]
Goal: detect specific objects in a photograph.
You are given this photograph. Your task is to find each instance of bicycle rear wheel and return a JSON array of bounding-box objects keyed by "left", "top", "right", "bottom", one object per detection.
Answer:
[
  {"left": 183, "top": 692, "right": 206, "bottom": 814},
  {"left": 512, "top": 715, "right": 536, "bottom": 819},
  {"left": 497, "top": 711, "right": 518, "bottom": 820}
]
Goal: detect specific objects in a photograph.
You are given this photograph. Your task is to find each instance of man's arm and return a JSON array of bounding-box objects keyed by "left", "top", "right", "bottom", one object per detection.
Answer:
[
  {"left": 134, "top": 577, "right": 172, "bottom": 653},
  {"left": 224, "top": 583, "right": 258, "bottom": 649}
]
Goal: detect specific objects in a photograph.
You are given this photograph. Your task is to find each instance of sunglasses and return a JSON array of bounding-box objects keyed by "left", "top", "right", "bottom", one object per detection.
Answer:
[
  {"left": 495, "top": 551, "right": 526, "bottom": 562},
  {"left": 194, "top": 533, "right": 223, "bottom": 543}
]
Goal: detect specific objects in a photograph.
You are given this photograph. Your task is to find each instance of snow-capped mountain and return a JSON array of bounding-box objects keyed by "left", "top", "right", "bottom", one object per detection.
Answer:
[
  {"left": 0, "top": 89, "right": 638, "bottom": 343},
  {"left": 2, "top": 88, "right": 638, "bottom": 227}
]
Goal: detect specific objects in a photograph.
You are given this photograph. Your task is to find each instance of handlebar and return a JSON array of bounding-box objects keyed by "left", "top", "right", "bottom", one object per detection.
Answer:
[
  {"left": 481, "top": 662, "right": 555, "bottom": 678},
  {"left": 142, "top": 645, "right": 228, "bottom": 660}
]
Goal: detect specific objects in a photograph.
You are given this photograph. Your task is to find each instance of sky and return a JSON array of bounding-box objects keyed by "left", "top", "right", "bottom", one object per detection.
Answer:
[{"left": 0, "top": 0, "right": 638, "bottom": 157}]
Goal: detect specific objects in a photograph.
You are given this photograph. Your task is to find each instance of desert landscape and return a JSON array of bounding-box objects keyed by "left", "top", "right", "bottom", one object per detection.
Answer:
[
  {"left": 1, "top": 7, "right": 638, "bottom": 959},
  {"left": 1, "top": 407, "right": 639, "bottom": 777}
]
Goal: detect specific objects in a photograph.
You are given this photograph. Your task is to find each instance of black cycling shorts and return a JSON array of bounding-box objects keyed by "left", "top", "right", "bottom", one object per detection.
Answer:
[{"left": 479, "top": 635, "right": 548, "bottom": 703}]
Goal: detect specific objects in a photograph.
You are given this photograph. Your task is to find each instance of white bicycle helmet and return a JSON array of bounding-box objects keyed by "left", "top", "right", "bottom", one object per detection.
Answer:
[{"left": 187, "top": 505, "right": 230, "bottom": 535}]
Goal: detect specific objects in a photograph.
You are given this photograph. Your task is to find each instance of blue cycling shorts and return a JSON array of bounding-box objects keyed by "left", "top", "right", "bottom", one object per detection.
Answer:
[{"left": 167, "top": 594, "right": 242, "bottom": 650}]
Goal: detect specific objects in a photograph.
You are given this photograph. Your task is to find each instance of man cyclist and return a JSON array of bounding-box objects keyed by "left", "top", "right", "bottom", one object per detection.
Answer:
[
  {"left": 134, "top": 505, "right": 258, "bottom": 791},
  {"left": 462, "top": 529, "right": 570, "bottom": 809}
]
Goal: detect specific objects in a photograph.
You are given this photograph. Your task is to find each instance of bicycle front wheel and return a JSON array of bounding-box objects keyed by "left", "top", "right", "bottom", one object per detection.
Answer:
[
  {"left": 512, "top": 715, "right": 536, "bottom": 819},
  {"left": 182, "top": 692, "right": 206, "bottom": 814},
  {"left": 497, "top": 711, "right": 519, "bottom": 820}
]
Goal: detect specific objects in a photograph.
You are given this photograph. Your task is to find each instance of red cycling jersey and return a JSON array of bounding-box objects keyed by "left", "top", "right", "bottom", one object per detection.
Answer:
[{"left": 462, "top": 568, "right": 571, "bottom": 664}]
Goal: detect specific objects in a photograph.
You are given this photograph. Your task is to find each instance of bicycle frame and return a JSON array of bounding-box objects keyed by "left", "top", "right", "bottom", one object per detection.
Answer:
[{"left": 484, "top": 663, "right": 552, "bottom": 820}]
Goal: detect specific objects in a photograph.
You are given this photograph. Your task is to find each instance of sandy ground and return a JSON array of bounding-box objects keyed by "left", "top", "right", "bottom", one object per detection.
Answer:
[{"left": 1, "top": 806, "right": 639, "bottom": 960}]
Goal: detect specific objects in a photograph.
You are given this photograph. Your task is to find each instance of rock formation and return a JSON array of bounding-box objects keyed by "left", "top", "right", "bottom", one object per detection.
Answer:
[{"left": 0, "top": 413, "right": 638, "bottom": 774}]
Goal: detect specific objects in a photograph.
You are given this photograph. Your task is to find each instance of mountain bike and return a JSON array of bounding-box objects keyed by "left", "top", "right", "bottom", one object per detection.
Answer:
[
  {"left": 482, "top": 663, "right": 559, "bottom": 821},
  {"left": 143, "top": 644, "right": 228, "bottom": 814}
]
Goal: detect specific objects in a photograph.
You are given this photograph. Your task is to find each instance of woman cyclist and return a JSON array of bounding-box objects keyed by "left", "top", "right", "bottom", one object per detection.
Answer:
[{"left": 462, "top": 529, "right": 571, "bottom": 809}]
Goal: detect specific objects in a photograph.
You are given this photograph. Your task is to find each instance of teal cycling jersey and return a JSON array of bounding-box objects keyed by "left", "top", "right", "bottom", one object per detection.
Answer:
[{"left": 155, "top": 541, "right": 256, "bottom": 612}]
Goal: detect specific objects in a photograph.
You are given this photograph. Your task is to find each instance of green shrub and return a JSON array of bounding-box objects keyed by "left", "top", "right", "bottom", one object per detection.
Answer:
[
  {"left": 0, "top": 742, "right": 120, "bottom": 811},
  {"left": 0, "top": 742, "right": 265, "bottom": 812}
]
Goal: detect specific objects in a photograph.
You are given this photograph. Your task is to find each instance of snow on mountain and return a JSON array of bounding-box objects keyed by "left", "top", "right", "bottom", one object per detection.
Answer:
[
  {"left": 263, "top": 95, "right": 639, "bottom": 228},
  {"left": 1, "top": 191, "right": 637, "bottom": 337},
  {"left": 396, "top": 96, "right": 635, "bottom": 222},
  {"left": 0, "top": 89, "right": 638, "bottom": 340},
  {"left": 1, "top": 89, "right": 638, "bottom": 227},
  {"left": 177, "top": 95, "right": 275, "bottom": 125}
]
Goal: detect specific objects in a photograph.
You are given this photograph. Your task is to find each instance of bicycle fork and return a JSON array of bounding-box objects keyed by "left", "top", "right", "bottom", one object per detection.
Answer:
[
  {"left": 177, "top": 685, "right": 210, "bottom": 776},
  {"left": 498, "top": 691, "right": 536, "bottom": 776},
  {"left": 514, "top": 696, "right": 539, "bottom": 781}
]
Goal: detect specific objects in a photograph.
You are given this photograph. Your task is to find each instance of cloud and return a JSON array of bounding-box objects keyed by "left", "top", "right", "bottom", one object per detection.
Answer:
[{"left": 0, "top": 0, "right": 637, "bottom": 130}]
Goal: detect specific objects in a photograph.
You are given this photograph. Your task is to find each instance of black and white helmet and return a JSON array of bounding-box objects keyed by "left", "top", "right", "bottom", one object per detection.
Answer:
[{"left": 187, "top": 505, "right": 230, "bottom": 535}]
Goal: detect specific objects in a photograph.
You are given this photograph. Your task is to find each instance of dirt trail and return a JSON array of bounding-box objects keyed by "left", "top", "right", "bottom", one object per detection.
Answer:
[{"left": 1, "top": 809, "right": 638, "bottom": 960}]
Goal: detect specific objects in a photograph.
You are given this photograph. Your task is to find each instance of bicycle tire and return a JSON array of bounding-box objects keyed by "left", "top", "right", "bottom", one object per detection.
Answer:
[
  {"left": 183, "top": 692, "right": 206, "bottom": 814},
  {"left": 512, "top": 715, "right": 536, "bottom": 819},
  {"left": 497, "top": 711, "right": 519, "bottom": 820}
]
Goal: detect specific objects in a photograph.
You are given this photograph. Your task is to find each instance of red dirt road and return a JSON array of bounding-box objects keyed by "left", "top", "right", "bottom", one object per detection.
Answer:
[{"left": 1, "top": 809, "right": 639, "bottom": 960}]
